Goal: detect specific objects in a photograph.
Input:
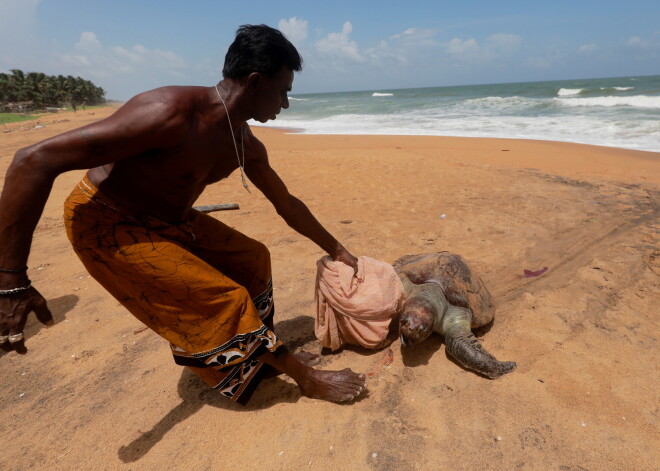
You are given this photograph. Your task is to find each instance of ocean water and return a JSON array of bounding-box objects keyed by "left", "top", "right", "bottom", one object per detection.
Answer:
[{"left": 260, "top": 75, "right": 660, "bottom": 153}]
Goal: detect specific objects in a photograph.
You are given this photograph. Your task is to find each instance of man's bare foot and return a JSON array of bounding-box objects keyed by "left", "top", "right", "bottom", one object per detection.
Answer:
[
  {"left": 293, "top": 350, "right": 321, "bottom": 367},
  {"left": 298, "top": 367, "right": 367, "bottom": 403},
  {"left": 256, "top": 351, "right": 366, "bottom": 402},
  {"left": 262, "top": 351, "right": 321, "bottom": 379}
]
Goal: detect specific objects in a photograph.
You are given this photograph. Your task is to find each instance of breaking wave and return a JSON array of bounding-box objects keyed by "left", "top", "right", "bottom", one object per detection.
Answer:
[
  {"left": 557, "top": 88, "right": 583, "bottom": 96},
  {"left": 556, "top": 95, "right": 660, "bottom": 109},
  {"left": 601, "top": 86, "right": 634, "bottom": 91}
]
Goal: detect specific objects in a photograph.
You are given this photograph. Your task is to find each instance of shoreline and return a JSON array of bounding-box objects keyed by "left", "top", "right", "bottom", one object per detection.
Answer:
[
  {"left": 4, "top": 104, "right": 658, "bottom": 156},
  {"left": 259, "top": 123, "right": 660, "bottom": 156}
]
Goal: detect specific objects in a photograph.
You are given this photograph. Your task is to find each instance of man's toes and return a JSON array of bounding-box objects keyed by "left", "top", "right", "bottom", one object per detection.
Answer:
[
  {"left": 340, "top": 368, "right": 366, "bottom": 383},
  {"left": 340, "top": 393, "right": 355, "bottom": 402}
]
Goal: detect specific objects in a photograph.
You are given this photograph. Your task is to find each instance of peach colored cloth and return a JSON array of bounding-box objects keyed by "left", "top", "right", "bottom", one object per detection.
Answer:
[{"left": 314, "top": 255, "right": 404, "bottom": 351}]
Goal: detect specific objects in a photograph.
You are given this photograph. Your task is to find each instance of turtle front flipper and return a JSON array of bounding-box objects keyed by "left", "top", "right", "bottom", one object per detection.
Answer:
[{"left": 442, "top": 306, "right": 516, "bottom": 379}]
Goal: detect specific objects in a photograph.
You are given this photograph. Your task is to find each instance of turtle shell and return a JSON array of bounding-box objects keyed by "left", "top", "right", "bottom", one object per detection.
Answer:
[{"left": 393, "top": 252, "right": 495, "bottom": 328}]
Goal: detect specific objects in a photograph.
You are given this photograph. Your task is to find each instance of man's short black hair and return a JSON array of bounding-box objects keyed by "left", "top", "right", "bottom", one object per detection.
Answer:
[{"left": 223, "top": 24, "right": 303, "bottom": 79}]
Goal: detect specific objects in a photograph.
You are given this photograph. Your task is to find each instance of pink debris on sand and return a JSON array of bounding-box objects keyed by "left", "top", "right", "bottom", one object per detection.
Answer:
[{"left": 524, "top": 267, "right": 549, "bottom": 278}]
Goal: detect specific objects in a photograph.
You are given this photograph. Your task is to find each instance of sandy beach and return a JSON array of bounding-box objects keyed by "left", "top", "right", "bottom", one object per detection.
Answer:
[{"left": 1, "top": 106, "right": 658, "bottom": 471}]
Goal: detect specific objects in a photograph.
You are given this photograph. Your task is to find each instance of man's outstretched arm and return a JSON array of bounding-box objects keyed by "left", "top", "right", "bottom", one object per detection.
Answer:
[{"left": 243, "top": 134, "right": 358, "bottom": 271}]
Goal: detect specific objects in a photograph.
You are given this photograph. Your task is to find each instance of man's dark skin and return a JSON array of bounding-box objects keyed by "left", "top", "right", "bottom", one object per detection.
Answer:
[{"left": 0, "top": 66, "right": 367, "bottom": 403}]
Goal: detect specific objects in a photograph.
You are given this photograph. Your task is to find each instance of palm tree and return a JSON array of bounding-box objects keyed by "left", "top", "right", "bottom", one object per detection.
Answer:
[
  {"left": 8, "top": 69, "right": 28, "bottom": 101},
  {"left": 0, "top": 69, "right": 106, "bottom": 109}
]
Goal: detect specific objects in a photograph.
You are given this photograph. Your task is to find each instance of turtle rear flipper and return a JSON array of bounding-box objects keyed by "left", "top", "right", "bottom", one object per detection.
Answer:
[{"left": 442, "top": 306, "right": 516, "bottom": 379}]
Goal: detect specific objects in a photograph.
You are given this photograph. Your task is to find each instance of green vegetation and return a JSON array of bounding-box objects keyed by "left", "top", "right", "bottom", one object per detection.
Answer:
[
  {"left": 0, "top": 69, "right": 105, "bottom": 112},
  {"left": 0, "top": 112, "right": 38, "bottom": 124},
  {"left": 63, "top": 104, "right": 108, "bottom": 111}
]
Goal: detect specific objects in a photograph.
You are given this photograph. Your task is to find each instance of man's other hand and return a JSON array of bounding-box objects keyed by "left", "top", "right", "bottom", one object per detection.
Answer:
[{"left": 0, "top": 286, "right": 53, "bottom": 354}]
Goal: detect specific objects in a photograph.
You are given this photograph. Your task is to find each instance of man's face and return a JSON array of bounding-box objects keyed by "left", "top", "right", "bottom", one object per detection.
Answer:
[{"left": 253, "top": 67, "right": 293, "bottom": 123}]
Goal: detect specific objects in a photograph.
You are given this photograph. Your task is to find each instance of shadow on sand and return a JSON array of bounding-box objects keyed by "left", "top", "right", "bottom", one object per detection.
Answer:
[
  {"left": 400, "top": 334, "right": 444, "bottom": 367},
  {"left": 118, "top": 366, "right": 300, "bottom": 462},
  {"left": 118, "top": 315, "right": 319, "bottom": 463}
]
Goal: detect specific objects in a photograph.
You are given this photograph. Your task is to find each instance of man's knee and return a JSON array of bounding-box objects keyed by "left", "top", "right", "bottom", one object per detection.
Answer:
[{"left": 252, "top": 240, "right": 271, "bottom": 266}]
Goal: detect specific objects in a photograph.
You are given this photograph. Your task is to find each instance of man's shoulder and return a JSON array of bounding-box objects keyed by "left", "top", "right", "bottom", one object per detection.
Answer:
[
  {"left": 122, "top": 86, "right": 206, "bottom": 129},
  {"left": 244, "top": 125, "right": 268, "bottom": 160},
  {"left": 134, "top": 85, "right": 204, "bottom": 107}
]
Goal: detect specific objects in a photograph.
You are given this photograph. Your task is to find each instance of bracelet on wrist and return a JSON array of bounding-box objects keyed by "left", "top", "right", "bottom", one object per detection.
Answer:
[
  {"left": 0, "top": 266, "right": 28, "bottom": 274},
  {"left": 0, "top": 281, "right": 32, "bottom": 296}
]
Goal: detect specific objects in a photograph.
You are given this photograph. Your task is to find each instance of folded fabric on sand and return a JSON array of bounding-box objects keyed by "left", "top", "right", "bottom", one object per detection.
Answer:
[{"left": 314, "top": 256, "right": 404, "bottom": 350}]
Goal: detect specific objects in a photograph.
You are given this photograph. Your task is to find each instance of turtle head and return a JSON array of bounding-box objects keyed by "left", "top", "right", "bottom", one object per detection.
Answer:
[{"left": 399, "top": 298, "right": 435, "bottom": 347}]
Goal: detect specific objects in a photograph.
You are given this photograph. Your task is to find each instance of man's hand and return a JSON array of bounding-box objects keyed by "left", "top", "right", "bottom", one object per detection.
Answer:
[
  {"left": 0, "top": 287, "right": 52, "bottom": 354},
  {"left": 332, "top": 246, "right": 359, "bottom": 275}
]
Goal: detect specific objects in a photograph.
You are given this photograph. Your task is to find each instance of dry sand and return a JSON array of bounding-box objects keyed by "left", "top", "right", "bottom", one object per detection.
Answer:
[{"left": 1, "top": 107, "right": 658, "bottom": 471}]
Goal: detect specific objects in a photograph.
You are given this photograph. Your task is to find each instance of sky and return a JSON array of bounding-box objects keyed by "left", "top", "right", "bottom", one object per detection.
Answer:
[{"left": 1, "top": 0, "right": 659, "bottom": 100}]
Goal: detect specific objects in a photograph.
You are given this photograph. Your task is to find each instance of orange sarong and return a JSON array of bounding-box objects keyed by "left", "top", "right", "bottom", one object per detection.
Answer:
[{"left": 63, "top": 175, "right": 283, "bottom": 404}]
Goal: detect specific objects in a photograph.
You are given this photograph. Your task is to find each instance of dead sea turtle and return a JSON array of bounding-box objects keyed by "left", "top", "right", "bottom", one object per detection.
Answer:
[{"left": 393, "top": 252, "right": 516, "bottom": 379}]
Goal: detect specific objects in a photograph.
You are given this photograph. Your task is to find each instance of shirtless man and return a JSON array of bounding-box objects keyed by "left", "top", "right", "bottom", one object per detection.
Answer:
[{"left": 0, "top": 25, "right": 366, "bottom": 404}]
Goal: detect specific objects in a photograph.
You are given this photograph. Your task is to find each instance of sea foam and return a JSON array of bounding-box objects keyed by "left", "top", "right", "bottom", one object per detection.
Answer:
[
  {"left": 557, "top": 88, "right": 583, "bottom": 96},
  {"left": 556, "top": 95, "right": 660, "bottom": 109},
  {"left": 372, "top": 92, "right": 393, "bottom": 97},
  {"left": 264, "top": 110, "right": 660, "bottom": 152},
  {"left": 600, "top": 87, "right": 634, "bottom": 91}
]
